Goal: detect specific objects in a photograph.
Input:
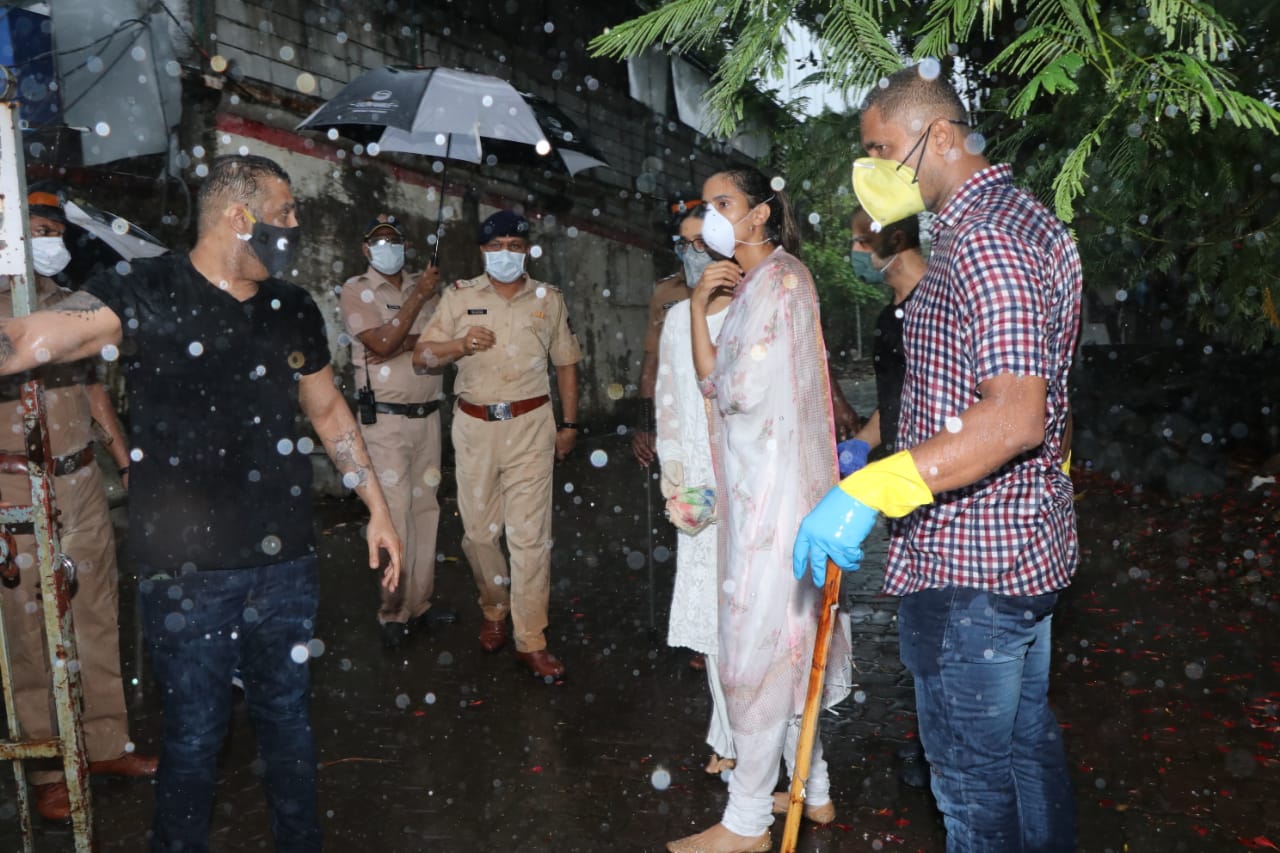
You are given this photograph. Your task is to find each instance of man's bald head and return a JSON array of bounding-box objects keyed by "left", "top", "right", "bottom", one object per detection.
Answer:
[{"left": 863, "top": 65, "right": 968, "bottom": 133}]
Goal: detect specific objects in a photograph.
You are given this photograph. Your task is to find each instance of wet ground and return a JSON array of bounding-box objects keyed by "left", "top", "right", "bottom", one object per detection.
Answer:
[{"left": 2, "top": 372, "right": 1278, "bottom": 852}]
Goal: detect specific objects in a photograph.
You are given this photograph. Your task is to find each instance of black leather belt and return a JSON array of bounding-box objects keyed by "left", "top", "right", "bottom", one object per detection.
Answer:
[
  {"left": 0, "top": 443, "right": 96, "bottom": 477},
  {"left": 374, "top": 401, "right": 441, "bottom": 418}
]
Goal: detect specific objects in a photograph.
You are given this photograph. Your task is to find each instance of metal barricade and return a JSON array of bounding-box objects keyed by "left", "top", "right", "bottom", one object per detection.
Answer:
[{"left": 0, "top": 85, "right": 94, "bottom": 852}]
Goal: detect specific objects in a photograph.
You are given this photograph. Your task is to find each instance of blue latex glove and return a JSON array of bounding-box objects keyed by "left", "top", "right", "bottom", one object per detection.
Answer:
[
  {"left": 836, "top": 438, "right": 870, "bottom": 477},
  {"left": 792, "top": 486, "right": 881, "bottom": 586}
]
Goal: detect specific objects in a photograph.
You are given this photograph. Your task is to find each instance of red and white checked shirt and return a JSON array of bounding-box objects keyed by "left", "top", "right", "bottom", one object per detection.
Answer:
[{"left": 886, "top": 164, "right": 1082, "bottom": 597}]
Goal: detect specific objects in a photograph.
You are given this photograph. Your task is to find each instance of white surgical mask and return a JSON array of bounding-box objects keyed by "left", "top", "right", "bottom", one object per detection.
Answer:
[
  {"left": 700, "top": 199, "right": 773, "bottom": 258},
  {"left": 31, "top": 236, "right": 71, "bottom": 276},
  {"left": 368, "top": 242, "right": 405, "bottom": 276},
  {"left": 484, "top": 249, "right": 526, "bottom": 283}
]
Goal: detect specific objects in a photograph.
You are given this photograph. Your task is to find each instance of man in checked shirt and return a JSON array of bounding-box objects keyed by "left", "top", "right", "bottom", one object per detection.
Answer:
[{"left": 795, "top": 64, "right": 1081, "bottom": 852}]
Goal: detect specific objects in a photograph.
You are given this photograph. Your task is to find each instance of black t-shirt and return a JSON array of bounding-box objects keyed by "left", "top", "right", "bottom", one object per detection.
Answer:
[
  {"left": 872, "top": 290, "right": 915, "bottom": 453},
  {"left": 83, "top": 254, "right": 331, "bottom": 572}
]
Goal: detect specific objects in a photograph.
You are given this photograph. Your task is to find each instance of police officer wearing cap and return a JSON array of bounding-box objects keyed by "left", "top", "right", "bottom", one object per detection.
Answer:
[
  {"left": 414, "top": 210, "right": 581, "bottom": 680},
  {"left": 339, "top": 214, "right": 452, "bottom": 649},
  {"left": 0, "top": 189, "right": 157, "bottom": 821}
]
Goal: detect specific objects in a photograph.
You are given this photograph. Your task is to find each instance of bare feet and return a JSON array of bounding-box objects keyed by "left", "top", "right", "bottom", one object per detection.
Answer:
[
  {"left": 666, "top": 823, "right": 771, "bottom": 853},
  {"left": 771, "top": 791, "right": 836, "bottom": 824},
  {"left": 704, "top": 753, "right": 736, "bottom": 774}
]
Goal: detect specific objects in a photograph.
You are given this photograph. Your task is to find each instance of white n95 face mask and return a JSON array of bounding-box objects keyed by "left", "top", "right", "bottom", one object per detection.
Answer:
[
  {"left": 484, "top": 249, "right": 526, "bottom": 283},
  {"left": 31, "top": 236, "right": 72, "bottom": 276},
  {"left": 700, "top": 206, "right": 740, "bottom": 258}
]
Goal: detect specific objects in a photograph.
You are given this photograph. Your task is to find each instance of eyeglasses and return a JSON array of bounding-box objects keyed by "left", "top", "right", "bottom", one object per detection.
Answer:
[
  {"left": 30, "top": 225, "right": 64, "bottom": 238},
  {"left": 673, "top": 237, "right": 707, "bottom": 256}
]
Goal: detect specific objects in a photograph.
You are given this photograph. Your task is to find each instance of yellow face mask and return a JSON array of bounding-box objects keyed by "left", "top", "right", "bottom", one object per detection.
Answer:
[{"left": 851, "top": 157, "right": 926, "bottom": 232}]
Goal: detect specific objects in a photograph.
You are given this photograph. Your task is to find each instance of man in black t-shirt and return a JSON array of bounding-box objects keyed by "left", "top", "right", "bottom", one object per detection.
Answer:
[
  {"left": 837, "top": 207, "right": 927, "bottom": 474},
  {"left": 0, "top": 155, "right": 401, "bottom": 853}
]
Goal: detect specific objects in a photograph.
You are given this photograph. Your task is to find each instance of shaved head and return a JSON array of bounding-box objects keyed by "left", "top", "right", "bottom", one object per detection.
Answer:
[{"left": 863, "top": 65, "right": 967, "bottom": 132}]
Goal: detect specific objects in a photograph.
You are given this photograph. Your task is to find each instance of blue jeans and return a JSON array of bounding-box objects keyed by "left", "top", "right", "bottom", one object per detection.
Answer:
[
  {"left": 141, "top": 556, "right": 322, "bottom": 853},
  {"left": 898, "top": 586, "right": 1075, "bottom": 853}
]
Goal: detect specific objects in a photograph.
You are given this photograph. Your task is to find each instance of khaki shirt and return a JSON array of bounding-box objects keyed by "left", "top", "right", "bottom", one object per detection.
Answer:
[
  {"left": 339, "top": 267, "right": 443, "bottom": 405},
  {"left": 422, "top": 273, "right": 582, "bottom": 404},
  {"left": 0, "top": 276, "right": 95, "bottom": 455},
  {"left": 643, "top": 271, "right": 691, "bottom": 354}
]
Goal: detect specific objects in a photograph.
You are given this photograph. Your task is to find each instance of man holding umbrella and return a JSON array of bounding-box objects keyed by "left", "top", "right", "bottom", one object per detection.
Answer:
[
  {"left": 414, "top": 210, "right": 581, "bottom": 681},
  {"left": 340, "top": 213, "right": 454, "bottom": 649}
]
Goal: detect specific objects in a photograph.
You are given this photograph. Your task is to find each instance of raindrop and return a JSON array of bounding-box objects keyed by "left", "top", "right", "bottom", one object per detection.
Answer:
[
  {"left": 194, "top": 163, "right": 209, "bottom": 178},
  {"left": 543, "top": 21, "right": 555, "bottom": 33},
  {"left": 297, "top": 437, "right": 315, "bottom": 454},
  {"left": 129, "top": 448, "right": 144, "bottom": 462},
  {"left": 296, "top": 73, "right": 317, "bottom": 94},
  {"left": 482, "top": 94, "right": 494, "bottom": 107},
  {"left": 564, "top": 482, "right": 575, "bottom": 493},
  {"left": 807, "top": 212, "right": 820, "bottom": 226},
  {"left": 341, "top": 472, "right": 361, "bottom": 489},
  {"left": 367, "top": 142, "right": 381, "bottom": 156},
  {"left": 606, "top": 383, "right": 625, "bottom": 400},
  {"left": 916, "top": 57, "right": 942, "bottom": 80},
  {"left": 130, "top": 45, "right": 147, "bottom": 61},
  {"left": 163, "top": 612, "right": 185, "bottom": 632},
  {"left": 307, "top": 638, "right": 325, "bottom": 657},
  {"left": 1184, "top": 661, "right": 1204, "bottom": 679},
  {"left": 276, "top": 438, "right": 294, "bottom": 455},
  {"left": 769, "top": 176, "right": 786, "bottom": 192},
  {"left": 86, "top": 55, "right": 104, "bottom": 74},
  {"left": 290, "top": 644, "right": 309, "bottom": 664},
  {"left": 1115, "top": 289, "right": 1128, "bottom": 303},
  {"left": 654, "top": 546, "right": 671, "bottom": 562},
  {"left": 188, "top": 341, "right": 204, "bottom": 357},
  {"left": 424, "top": 692, "right": 437, "bottom": 704},
  {"left": 335, "top": 31, "right": 348, "bottom": 44},
  {"left": 650, "top": 768, "right": 671, "bottom": 790},
  {"left": 279, "top": 45, "right": 295, "bottom": 61},
  {"left": 94, "top": 122, "right": 111, "bottom": 137},
  {"left": 101, "top": 344, "right": 120, "bottom": 361},
  {"left": 589, "top": 450, "right": 608, "bottom": 468},
  {"left": 261, "top": 535, "right": 282, "bottom": 555},
  {"left": 626, "top": 551, "right": 645, "bottom": 570},
  {"left": 944, "top": 416, "right": 963, "bottom": 433},
  {"left": 394, "top": 693, "right": 410, "bottom": 709}
]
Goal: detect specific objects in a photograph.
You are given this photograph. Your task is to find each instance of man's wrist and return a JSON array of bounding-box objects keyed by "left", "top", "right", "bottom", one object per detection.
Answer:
[
  {"left": 557, "top": 421, "right": 579, "bottom": 431},
  {"left": 638, "top": 397, "right": 656, "bottom": 433}
]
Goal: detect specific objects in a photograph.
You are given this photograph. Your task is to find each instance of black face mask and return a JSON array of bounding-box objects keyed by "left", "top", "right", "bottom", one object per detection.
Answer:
[{"left": 245, "top": 209, "right": 301, "bottom": 277}]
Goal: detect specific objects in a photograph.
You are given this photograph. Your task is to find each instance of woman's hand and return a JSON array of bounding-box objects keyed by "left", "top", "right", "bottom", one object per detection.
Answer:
[{"left": 691, "top": 260, "right": 743, "bottom": 312}]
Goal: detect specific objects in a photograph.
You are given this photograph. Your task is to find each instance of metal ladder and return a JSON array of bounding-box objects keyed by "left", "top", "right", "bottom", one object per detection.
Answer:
[{"left": 0, "top": 87, "right": 94, "bottom": 852}]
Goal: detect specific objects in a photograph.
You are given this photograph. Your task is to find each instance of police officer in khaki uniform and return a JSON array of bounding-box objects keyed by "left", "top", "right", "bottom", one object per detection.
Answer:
[
  {"left": 0, "top": 192, "right": 157, "bottom": 822},
  {"left": 339, "top": 214, "right": 452, "bottom": 649},
  {"left": 415, "top": 210, "right": 581, "bottom": 680}
]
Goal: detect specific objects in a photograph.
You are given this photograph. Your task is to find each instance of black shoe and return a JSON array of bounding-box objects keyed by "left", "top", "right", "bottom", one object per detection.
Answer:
[
  {"left": 409, "top": 605, "right": 457, "bottom": 631},
  {"left": 380, "top": 621, "right": 409, "bottom": 649}
]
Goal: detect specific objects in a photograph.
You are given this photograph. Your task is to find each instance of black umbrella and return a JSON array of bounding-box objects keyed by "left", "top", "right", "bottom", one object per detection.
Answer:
[{"left": 296, "top": 66, "right": 609, "bottom": 256}]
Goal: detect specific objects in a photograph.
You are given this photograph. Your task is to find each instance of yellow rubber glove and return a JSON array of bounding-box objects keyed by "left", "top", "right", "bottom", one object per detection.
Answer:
[
  {"left": 1061, "top": 451, "right": 1072, "bottom": 476},
  {"left": 838, "top": 449, "right": 935, "bottom": 518}
]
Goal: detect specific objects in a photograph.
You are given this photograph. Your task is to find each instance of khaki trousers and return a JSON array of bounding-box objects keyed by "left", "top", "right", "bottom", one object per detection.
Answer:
[
  {"left": 359, "top": 411, "right": 442, "bottom": 624},
  {"left": 452, "top": 404, "right": 555, "bottom": 653},
  {"left": 0, "top": 463, "right": 130, "bottom": 784}
]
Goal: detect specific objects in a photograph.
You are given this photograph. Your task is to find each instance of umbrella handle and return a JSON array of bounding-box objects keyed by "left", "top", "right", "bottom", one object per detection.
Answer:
[
  {"left": 432, "top": 138, "right": 451, "bottom": 268},
  {"left": 781, "top": 559, "right": 842, "bottom": 853}
]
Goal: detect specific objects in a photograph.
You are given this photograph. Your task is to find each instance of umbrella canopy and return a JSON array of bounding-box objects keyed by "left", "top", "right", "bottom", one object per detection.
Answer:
[
  {"left": 296, "top": 66, "right": 609, "bottom": 176},
  {"left": 58, "top": 199, "right": 168, "bottom": 287}
]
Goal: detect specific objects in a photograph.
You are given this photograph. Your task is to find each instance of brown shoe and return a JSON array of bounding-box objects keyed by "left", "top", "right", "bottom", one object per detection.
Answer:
[
  {"left": 89, "top": 751, "right": 158, "bottom": 778},
  {"left": 515, "top": 649, "right": 565, "bottom": 679},
  {"left": 479, "top": 618, "right": 508, "bottom": 653},
  {"left": 34, "top": 781, "right": 70, "bottom": 823}
]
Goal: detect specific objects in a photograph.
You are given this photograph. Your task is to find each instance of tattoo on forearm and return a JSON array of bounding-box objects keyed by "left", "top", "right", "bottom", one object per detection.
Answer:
[
  {"left": 331, "top": 428, "right": 371, "bottom": 489},
  {"left": 0, "top": 330, "right": 14, "bottom": 367},
  {"left": 51, "top": 292, "right": 107, "bottom": 317}
]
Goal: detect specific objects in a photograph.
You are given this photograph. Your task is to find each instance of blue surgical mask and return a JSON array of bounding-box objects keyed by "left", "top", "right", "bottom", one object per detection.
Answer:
[
  {"left": 484, "top": 249, "right": 526, "bottom": 283},
  {"left": 368, "top": 242, "right": 405, "bottom": 276},
  {"left": 850, "top": 250, "right": 884, "bottom": 285},
  {"left": 681, "top": 248, "right": 712, "bottom": 288}
]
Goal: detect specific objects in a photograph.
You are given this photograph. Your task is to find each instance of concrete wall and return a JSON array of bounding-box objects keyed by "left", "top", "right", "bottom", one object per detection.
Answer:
[{"left": 185, "top": 0, "right": 753, "bottom": 424}]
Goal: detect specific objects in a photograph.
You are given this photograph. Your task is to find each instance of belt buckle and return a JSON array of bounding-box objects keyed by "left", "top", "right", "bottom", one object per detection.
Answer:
[{"left": 488, "top": 402, "right": 512, "bottom": 421}]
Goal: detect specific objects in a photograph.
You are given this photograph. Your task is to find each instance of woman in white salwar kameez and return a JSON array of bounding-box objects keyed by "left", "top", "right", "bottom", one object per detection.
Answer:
[
  {"left": 666, "top": 168, "right": 852, "bottom": 853},
  {"left": 655, "top": 204, "right": 738, "bottom": 777}
]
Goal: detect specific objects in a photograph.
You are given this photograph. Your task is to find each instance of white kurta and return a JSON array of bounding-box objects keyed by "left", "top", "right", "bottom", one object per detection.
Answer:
[{"left": 656, "top": 300, "right": 728, "bottom": 655}]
